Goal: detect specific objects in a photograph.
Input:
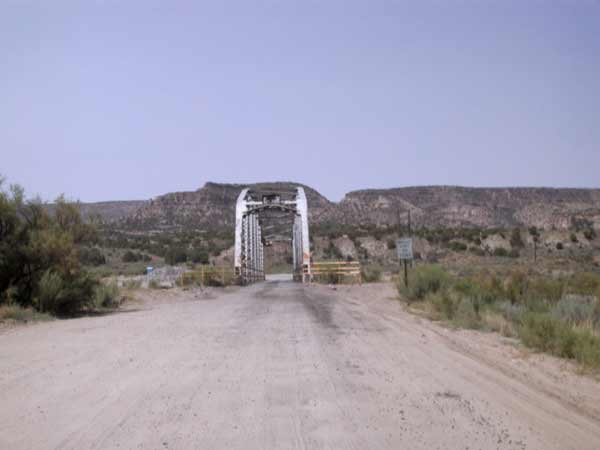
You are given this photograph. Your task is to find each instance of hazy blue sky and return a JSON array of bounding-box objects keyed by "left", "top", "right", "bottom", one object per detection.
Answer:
[{"left": 2, "top": 1, "right": 599, "bottom": 202}]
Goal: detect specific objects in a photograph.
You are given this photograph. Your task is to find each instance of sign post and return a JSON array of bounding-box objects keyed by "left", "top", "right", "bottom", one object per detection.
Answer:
[{"left": 396, "top": 238, "right": 413, "bottom": 287}]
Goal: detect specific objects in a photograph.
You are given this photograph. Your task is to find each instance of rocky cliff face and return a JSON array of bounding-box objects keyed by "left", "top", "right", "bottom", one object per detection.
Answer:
[
  {"left": 90, "top": 183, "right": 600, "bottom": 231},
  {"left": 125, "top": 182, "right": 334, "bottom": 230},
  {"left": 336, "top": 186, "right": 600, "bottom": 229}
]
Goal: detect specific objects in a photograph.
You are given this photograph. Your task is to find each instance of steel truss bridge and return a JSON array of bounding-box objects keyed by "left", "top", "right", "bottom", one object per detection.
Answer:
[{"left": 234, "top": 186, "right": 311, "bottom": 284}]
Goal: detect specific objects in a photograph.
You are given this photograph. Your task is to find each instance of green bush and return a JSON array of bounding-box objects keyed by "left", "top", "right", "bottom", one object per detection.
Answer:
[
  {"left": 567, "top": 272, "right": 600, "bottom": 296},
  {"left": 399, "top": 265, "right": 449, "bottom": 303},
  {"left": 510, "top": 229, "right": 524, "bottom": 248},
  {"left": 448, "top": 241, "right": 467, "bottom": 252},
  {"left": 0, "top": 182, "right": 99, "bottom": 315},
  {"left": 570, "top": 233, "right": 578, "bottom": 243},
  {"left": 518, "top": 313, "right": 600, "bottom": 368},
  {"left": 519, "top": 313, "right": 561, "bottom": 353},
  {"left": 469, "top": 246, "right": 485, "bottom": 256},
  {"left": 492, "top": 247, "right": 508, "bottom": 257},
  {"left": 94, "top": 281, "right": 121, "bottom": 308},
  {"left": 35, "top": 270, "right": 98, "bottom": 316},
  {"left": 36, "top": 270, "right": 64, "bottom": 314},
  {"left": 123, "top": 279, "right": 142, "bottom": 290},
  {"left": 551, "top": 295, "right": 597, "bottom": 325},
  {"left": 78, "top": 246, "right": 106, "bottom": 266},
  {"left": 165, "top": 247, "right": 188, "bottom": 265},
  {"left": 122, "top": 250, "right": 144, "bottom": 263},
  {"left": 361, "top": 265, "right": 382, "bottom": 283},
  {"left": 583, "top": 228, "right": 597, "bottom": 241},
  {"left": 453, "top": 297, "right": 481, "bottom": 329},
  {"left": 188, "top": 248, "right": 209, "bottom": 264},
  {"left": 429, "top": 290, "right": 456, "bottom": 320},
  {"left": 0, "top": 305, "right": 52, "bottom": 322},
  {"left": 387, "top": 239, "right": 396, "bottom": 250}
]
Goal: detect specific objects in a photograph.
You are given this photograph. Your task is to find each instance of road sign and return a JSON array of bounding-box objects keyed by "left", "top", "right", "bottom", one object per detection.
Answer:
[{"left": 396, "top": 238, "right": 413, "bottom": 260}]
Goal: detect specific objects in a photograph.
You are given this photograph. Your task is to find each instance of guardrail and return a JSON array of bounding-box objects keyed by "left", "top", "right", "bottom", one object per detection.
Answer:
[
  {"left": 306, "top": 261, "right": 362, "bottom": 284},
  {"left": 179, "top": 266, "right": 238, "bottom": 287}
]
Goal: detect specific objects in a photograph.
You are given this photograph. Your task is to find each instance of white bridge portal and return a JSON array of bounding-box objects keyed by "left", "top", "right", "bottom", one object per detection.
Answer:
[{"left": 234, "top": 187, "right": 311, "bottom": 284}]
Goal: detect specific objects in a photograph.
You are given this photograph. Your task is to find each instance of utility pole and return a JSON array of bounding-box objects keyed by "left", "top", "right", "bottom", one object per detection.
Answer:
[{"left": 404, "top": 209, "right": 412, "bottom": 287}]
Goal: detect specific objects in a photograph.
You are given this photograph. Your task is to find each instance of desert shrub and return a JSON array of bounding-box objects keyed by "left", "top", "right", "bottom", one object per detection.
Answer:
[
  {"left": 122, "top": 250, "right": 140, "bottom": 263},
  {"left": 165, "top": 246, "right": 188, "bottom": 265},
  {"left": 518, "top": 313, "right": 600, "bottom": 368},
  {"left": 123, "top": 279, "right": 142, "bottom": 290},
  {"left": 453, "top": 297, "right": 481, "bottom": 329},
  {"left": 551, "top": 295, "right": 598, "bottom": 325},
  {"left": 204, "top": 271, "right": 225, "bottom": 287},
  {"left": 448, "top": 241, "right": 467, "bottom": 252},
  {"left": 527, "top": 277, "right": 564, "bottom": 304},
  {"left": 469, "top": 246, "right": 485, "bottom": 256},
  {"left": 0, "top": 182, "right": 98, "bottom": 314},
  {"left": 556, "top": 242, "right": 564, "bottom": 250},
  {"left": 315, "top": 268, "right": 340, "bottom": 284},
  {"left": 79, "top": 246, "right": 106, "bottom": 266},
  {"left": 573, "top": 329, "right": 600, "bottom": 369},
  {"left": 429, "top": 290, "right": 456, "bottom": 320},
  {"left": 570, "top": 233, "right": 578, "bottom": 243},
  {"left": 94, "top": 281, "right": 121, "bottom": 308},
  {"left": 0, "top": 305, "right": 52, "bottom": 322},
  {"left": 324, "top": 241, "right": 343, "bottom": 260},
  {"left": 496, "top": 300, "right": 527, "bottom": 323},
  {"left": 482, "top": 311, "right": 515, "bottom": 337},
  {"left": 35, "top": 269, "right": 97, "bottom": 316},
  {"left": 508, "top": 249, "right": 520, "bottom": 258},
  {"left": 400, "top": 265, "right": 449, "bottom": 303},
  {"left": 505, "top": 271, "right": 528, "bottom": 305},
  {"left": 188, "top": 248, "right": 209, "bottom": 264},
  {"left": 493, "top": 247, "right": 508, "bottom": 257},
  {"left": 387, "top": 239, "right": 396, "bottom": 250},
  {"left": 519, "top": 313, "right": 562, "bottom": 353},
  {"left": 567, "top": 272, "right": 600, "bottom": 296},
  {"left": 148, "top": 279, "right": 160, "bottom": 289},
  {"left": 583, "top": 228, "right": 596, "bottom": 241},
  {"left": 35, "top": 270, "right": 64, "bottom": 313},
  {"left": 510, "top": 229, "right": 524, "bottom": 248},
  {"left": 361, "top": 265, "right": 382, "bottom": 283}
]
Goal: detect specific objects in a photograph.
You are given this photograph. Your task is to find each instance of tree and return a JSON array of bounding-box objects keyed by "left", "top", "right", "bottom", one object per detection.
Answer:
[
  {"left": 165, "top": 246, "right": 188, "bottom": 265},
  {"left": 188, "top": 248, "right": 209, "bottom": 264},
  {"left": 0, "top": 179, "right": 99, "bottom": 314}
]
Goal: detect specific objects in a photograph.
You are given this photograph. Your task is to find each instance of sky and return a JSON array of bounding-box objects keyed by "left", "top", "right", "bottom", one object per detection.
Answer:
[{"left": 2, "top": 1, "right": 599, "bottom": 202}]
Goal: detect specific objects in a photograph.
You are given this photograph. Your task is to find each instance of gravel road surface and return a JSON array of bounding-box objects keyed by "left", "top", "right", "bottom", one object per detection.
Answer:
[{"left": 1, "top": 280, "right": 599, "bottom": 449}]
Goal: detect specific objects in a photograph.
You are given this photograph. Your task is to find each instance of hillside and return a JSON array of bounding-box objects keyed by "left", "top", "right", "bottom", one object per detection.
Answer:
[
  {"left": 337, "top": 186, "right": 600, "bottom": 230},
  {"left": 79, "top": 183, "right": 600, "bottom": 231}
]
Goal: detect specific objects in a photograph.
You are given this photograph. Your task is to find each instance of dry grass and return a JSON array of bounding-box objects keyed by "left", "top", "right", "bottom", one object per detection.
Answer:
[
  {"left": 482, "top": 311, "right": 516, "bottom": 337},
  {"left": 0, "top": 305, "right": 53, "bottom": 323}
]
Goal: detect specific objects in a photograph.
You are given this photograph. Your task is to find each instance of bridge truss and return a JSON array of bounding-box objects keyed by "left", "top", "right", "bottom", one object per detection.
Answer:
[{"left": 234, "top": 187, "right": 311, "bottom": 284}]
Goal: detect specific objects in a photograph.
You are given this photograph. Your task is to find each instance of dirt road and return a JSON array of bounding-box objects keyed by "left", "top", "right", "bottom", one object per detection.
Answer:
[{"left": 1, "top": 281, "right": 600, "bottom": 449}]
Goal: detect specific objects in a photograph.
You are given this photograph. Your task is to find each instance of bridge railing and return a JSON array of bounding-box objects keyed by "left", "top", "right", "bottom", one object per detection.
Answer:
[
  {"left": 179, "top": 266, "right": 238, "bottom": 287},
  {"left": 306, "top": 261, "right": 362, "bottom": 285}
]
